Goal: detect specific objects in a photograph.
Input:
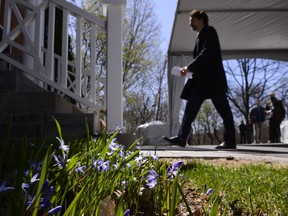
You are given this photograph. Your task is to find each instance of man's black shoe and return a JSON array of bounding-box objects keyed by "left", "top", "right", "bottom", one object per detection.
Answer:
[
  {"left": 215, "top": 142, "right": 236, "bottom": 150},
  {"left": 163, "top": 136, "right": 186, "bottom": 147}
]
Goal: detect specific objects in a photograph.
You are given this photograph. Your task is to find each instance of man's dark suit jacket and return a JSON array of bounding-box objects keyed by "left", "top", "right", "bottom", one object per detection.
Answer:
[{"left": 180, "top": 25, "right": 228, "bottom": 100}]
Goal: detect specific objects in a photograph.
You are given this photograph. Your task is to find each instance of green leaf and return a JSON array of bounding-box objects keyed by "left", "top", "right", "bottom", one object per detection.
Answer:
[
  {"left": 177, "top": 182, "right": 193, "bottom": 215},
  {"left": 63, "top": 183, "right": 86, "bottom": 216},
  {"left": 66, "top": 154, "right": 79, "bottom": 172},
  {"left": 221, "top": 205, "right": 227, "bottom": 216},
  {"left": 170, "top": 175, "right": 178, "bottom": 216},
  {"left": 53, "top": 117, "right": 63, "bottom": 140},
  {"left": 209, "top": 196, "right": 219, "bottom": 216},
  {"left": 85, "top": 117, "right": 90, "bottom": 139},
  {"left": 32, "top": 145, "right": 52, "bottom": 216},
  {"left": 127, "top": 137, "right": 142, "bottom": 151}
]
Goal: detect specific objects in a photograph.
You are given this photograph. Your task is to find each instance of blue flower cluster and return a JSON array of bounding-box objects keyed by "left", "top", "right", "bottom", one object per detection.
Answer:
[
  {"left": 22, "top": 175, "right": 62, "bottom": 215},
  {"left": 1, "top": 130, "right": 185, "bottom": 215},
  {"left": 146, "top": 161, "right": 184, "bottom": 189}
]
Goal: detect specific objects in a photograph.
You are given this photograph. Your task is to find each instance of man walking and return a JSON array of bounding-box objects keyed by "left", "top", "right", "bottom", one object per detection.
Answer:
[{"left": 163, "top": 10, "right": 236, "bottom": 150}]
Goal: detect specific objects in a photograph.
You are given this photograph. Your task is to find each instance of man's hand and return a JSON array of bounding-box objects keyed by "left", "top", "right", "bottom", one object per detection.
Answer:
[{"left": 180, "top": 66, "right": 188, "bottom": 77}]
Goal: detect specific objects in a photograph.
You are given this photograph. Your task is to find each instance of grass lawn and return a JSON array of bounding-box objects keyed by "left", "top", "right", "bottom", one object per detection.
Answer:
[{"left": 168, "top": 158, "right": 288, "bottom": 215}]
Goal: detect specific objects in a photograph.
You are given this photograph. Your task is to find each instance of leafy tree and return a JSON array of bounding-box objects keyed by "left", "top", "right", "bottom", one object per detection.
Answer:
[
  {"left": 122, "top": 0, "right": 162, "bottom": 92},
  {"left": 67, "top": 0, "right": 167, "bottom": 132},
  {"left": 154, "top": 56, "right": 168, "bottom": 121},
  {"left": 122, "top": 0, "right": 167, "bottom": 132},
  {"left": 123, "top": 53, "right": 168, "bottom": 133}
]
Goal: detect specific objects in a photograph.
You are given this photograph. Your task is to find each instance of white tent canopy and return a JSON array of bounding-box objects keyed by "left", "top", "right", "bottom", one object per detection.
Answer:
[
  {"left": 167, "top": 0, "right": 288, "bottom": 136},
  {"left": 169, "top": 0, "right": 288, "bottom": 61}
]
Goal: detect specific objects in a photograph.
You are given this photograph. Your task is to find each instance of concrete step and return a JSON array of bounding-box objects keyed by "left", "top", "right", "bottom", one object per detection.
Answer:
[
  {"left": 43, "top": 113, "right": 94, "bottom": 138},
  {"left": 0, "top": 112, "right": 43, "bottom": 139},
  {"left": 0, "top": 112, "right": 94, "bottom": 141},
  {"left": 0, "top": 70, "right": 17, "bottom": 92},
  {"left": 0, "top": 69, "right": 99, "bottom": 142},
  {"left": 0, "top": 70, "right": 82, "bottom": 113},
  {"left": 0, "top": 70, "right": 44, "bottom": 92},
  {"left": 0, "top": 91, "right": 78, "bottom": 113}
]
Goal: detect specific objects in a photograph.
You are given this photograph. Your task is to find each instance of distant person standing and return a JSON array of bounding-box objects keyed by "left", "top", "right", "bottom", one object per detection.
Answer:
[
  {"left": 239, "top": 120, "right": 247, "bottom": 144},
  {"left": 246, "top": 121, "right": 254, "bottom": 143},
  {"left": 249, "top": 99, "right": 266, "bottom": 144},
  {"left": 266, "top": 93, "right": 286, "bottom": 143}
]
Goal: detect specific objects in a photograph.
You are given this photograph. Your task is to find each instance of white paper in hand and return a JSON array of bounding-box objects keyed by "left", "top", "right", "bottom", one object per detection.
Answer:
[{"left": 171, "top": 66, "right": 192, "bottom": 78}]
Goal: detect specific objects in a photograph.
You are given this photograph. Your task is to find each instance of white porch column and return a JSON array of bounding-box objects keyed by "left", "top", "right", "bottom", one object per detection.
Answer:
[
  {"left": 22, "top": 0, "right": 37, "bottom": 81},
  {"left": 23, "top": 0, "right": 44, "bottom": 86},
  {"left": 102, "top": 0, "right": 126, "bottom": 133}
]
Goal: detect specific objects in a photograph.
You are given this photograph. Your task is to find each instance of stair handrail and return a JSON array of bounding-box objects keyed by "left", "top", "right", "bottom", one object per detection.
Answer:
[{"left": 0, "top": 0, "right": 106, "bottom": 113}]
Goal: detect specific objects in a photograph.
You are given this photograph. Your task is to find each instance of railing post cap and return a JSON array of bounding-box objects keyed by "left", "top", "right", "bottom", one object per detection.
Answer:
[
  {"left": 101, "top": 0, "right": 126, "bottom": 5},
  {"left": 102, "top": 0, "right": 126, "bottom": 16}
]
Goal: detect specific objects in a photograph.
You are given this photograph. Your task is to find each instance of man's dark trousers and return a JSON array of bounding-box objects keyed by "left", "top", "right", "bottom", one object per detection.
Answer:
[{"left": 178, "top": 94, "right": 236, "bottom": 146}]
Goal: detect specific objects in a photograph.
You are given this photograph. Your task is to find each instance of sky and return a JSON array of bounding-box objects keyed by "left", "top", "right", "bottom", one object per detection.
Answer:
[{"left": 153, "top": 0, "right": 178, "bottom": 52}]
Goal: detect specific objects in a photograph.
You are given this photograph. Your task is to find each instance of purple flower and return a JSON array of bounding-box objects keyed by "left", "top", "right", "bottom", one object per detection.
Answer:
[
  {"left": 134, "top": 155, "right": 143, "bottom": 166},
  {"left": 38, "top": 184, "right": 54, "bottom": 211},
  {"left": 42, "top": 186, "right": 54, "bottom": 204},
  {"left": 24, "top": 170, "right": 29, "bottom": 177},
  {"left": 56, "top": 137, "right": 69, "bottom": 153},
  {"left": 109, "top": 139, "right": 120, "bottom": 150},
  {"left": 22, "top": 172, "right": 40, "bottom": 194},
  {"left": 41, "top": 180, "right": 50, "bottom": 193},
  {"left": 124, "top": 208, "right": 130, "bottom": 216},
  {"left": 206, "top": 188, "right": 212, "bottom": 195},
  {"left": 25, "top": 179, "right": 61, "bottom": 215},
  {"left": 118, "top": 146, "right": 125, "bottom": 157},
  {"left": 48, "top": 206, "right": 62, "bottom": 215},
  {"left": 30, "top": 173, "right": 40, "bottom": 184},
  {"left": 93, "top": 158, "right": 110, "bottom": 172},
  {"left": 125, "top": 163, "right": 132, "bottom": 168},
  {"left": 0, "top": 181, "right": 15, "bottom": 192},
  {"left": 31, "top": 161, "right": 43, "bottom": 173},
  {"left": 147, "top": 151, "right": 158, "bottom": 160},
  {"left": 172, "top": 161, "right": 183, "bottom": 170},
  {"left": 107, "top": 139, "right": 123, "bottom": 156},
  {"left": 101, "top": 160, "right": 110, "bottom": 171},
  {"left": 146, "top": 169, "right": 158, "bottom": 188},
  {"left": 22, "top": 183, "right": 30, "bottom": 194},
  {"left": 167, "top": 161, "right": 183, "bottom": 180},
  {"left": 53, "top": 154, "right": 65, "bottom": 168},
  {"left": 91, "top": 155, "right": 97, "bottom": 168},
  {"left": 39, "top": 200, "right": 52, "bottom": 211},
  {"left": 75, "top": 163, "right": 86, "bottom": 174},
  {"left": 26, "top": 194, "right": 35, "bottom": 207}
]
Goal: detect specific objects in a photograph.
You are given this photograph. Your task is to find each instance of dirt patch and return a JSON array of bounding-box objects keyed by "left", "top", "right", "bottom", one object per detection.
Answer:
[
  {"left": 162, "top": 157, "right": 288, "bottom": 169},
  {"left": 198, "top": 158, "right": 288, "bottom": 168}
]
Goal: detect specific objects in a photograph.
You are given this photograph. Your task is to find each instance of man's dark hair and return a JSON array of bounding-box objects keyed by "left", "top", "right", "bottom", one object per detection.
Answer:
[{"left": 189, "top": 10, "right": 209, "bottom": 25}]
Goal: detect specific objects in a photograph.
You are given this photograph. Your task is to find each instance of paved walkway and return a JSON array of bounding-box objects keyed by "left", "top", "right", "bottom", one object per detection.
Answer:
[{"left": 139, "top": 143, "right": 288, "bottom": 163}]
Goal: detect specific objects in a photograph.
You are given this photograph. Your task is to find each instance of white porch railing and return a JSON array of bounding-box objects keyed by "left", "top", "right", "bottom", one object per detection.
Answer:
[{"left": 0, "top": 0, "right": 126, "bottom": 132}]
